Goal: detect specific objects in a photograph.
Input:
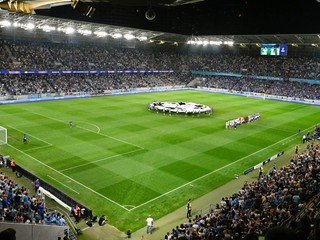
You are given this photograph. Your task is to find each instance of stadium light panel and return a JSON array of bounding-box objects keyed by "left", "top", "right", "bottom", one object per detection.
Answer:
[
  {"left": 26, "top": 23, "right": 35, "bottom": 30},
  {"left": 78, "top": 29, "right": 92, "bottom": 35},
  {"left": 0, "top": 20, "right": 11, "bottom": 27},
  {"left": 94, "top": 31, "right": 107, "bottom": 37},
  {"left": 65, "top": 27, "right": 75, "bottom": 34},
  {"left": 112, "top": 33, "right": 122, "bottom": 39},
  {"left": 209, "top": 41, "right": 222, "bottom": 45},
  {"left": 124, "top": 34, "right": 135, "bottom": 40},
  {"left": 137, "top": 36, "right": 147, "bottom": 41},
  {"left": 224, "top": 41, "right": 234, "bottom": 46},
  {"left": 40, "top": 25, "right": 56, "bottom": 32}
]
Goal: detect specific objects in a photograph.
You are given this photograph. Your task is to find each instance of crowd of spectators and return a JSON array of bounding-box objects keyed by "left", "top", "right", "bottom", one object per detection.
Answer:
[
  {"left": 1, "top": 40, "right": 319, "bottom": 80},
  {"left": 0, "top": 39, "right": 319, "bottom": 100},
  {"left": 200, "top": 76, "right": 320, "bottom": 100},
  {"left": 0, "top": 72, "right": 191, "bottom": 96},
  {"left": 0, "top": 166, "right": 67, "bottom": 226},
  {"left": 164, "top": 141, "right": 320, "bottom": 240}
]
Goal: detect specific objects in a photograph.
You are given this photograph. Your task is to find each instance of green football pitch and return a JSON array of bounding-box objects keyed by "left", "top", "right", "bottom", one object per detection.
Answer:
[{"left": 0, "top": 90, "right": 318, "bottom": 232}]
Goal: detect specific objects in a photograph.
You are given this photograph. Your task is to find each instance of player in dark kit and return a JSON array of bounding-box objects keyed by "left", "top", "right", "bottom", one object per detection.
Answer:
[
  {"left": 23, "top": 134, "right": 28, "bottom": 144},
  {"left": 186, "top": 199, "right": 192, "bottom": 218}
]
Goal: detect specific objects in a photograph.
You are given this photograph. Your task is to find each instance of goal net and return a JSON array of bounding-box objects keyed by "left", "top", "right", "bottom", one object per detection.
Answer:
[{"left": 0, "top": 126, "right": 7, "bottom": 145}]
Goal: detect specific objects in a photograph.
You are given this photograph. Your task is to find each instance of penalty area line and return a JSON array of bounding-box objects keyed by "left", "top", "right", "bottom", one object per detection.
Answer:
[
  {"left": 128, "top": 124, "right": 316, "bottom": 211},
  {"left": 7, "top": 144, "right": 130, "bottom": 211},
  {"left": 7, "top": 125, "right": 53, "bottom": 146},
  {"left": 31, "top": 111, "right": 144, "bottom": 150}
]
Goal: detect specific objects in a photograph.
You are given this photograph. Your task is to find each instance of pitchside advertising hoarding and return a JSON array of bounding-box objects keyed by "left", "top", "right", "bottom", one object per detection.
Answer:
[
  {"left": 0, "top": 70, "right": 175, "bottom": 75},
  {"left": 244, "top": 152, "right": 284, "bottom": 175}
]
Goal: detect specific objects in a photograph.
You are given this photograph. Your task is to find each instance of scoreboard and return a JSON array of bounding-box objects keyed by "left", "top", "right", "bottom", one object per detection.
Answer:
[{"left": 260, "top": 44, "right": 287, "bottom": 56}]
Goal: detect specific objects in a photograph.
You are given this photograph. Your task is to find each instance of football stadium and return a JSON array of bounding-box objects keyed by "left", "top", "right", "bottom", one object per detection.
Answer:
[{"left": 0, "top": 1, "right": 319, "bottom": 240}]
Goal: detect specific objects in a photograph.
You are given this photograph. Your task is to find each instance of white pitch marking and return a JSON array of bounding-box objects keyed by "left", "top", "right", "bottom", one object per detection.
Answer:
[
  {"left": 47, "top": 175, "right": 80, "bottom": 194},
  {"left": 60, "top": 148, "right": 144, "bottom": 172},
  {"left": 24, "top": 145, "right": 53, "bottom": 152},
  {"left": 127, "top": 124, "right": 318, "bottom": 211},
  {"left": 76, "top": 121, "right": 101, "bottom": 133},
  {"left": 8, "top": 125, "right": 53, "bottom": 146},
  {"left": 7, "top": 144, "right": 129, "bottom": 211},
  {"left": 31, "top": 112, "right": 144, "bottom": 149}
]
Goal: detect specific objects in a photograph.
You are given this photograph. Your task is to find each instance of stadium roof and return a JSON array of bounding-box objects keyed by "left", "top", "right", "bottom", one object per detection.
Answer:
[
  {"left": 1, "top": 10, "right": 320, "bottom": 48},
  {"left": 1, "top": 0, "right": 320, "bottom": 35}
]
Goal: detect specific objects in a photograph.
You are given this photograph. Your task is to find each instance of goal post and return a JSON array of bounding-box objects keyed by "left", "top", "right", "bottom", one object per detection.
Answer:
[{"left": 0, "top": 126, "right": 7, "bottom": 145}]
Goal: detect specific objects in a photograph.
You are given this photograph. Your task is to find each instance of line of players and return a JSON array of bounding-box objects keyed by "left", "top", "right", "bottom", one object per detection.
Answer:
[{"left": 226, "top": 113, "right": 260, "bottom": 128}]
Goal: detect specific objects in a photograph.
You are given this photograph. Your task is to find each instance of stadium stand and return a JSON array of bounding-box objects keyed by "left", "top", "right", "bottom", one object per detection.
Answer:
[
  {"left": 0, "top": 39, "right": 319, "bottom": 100},
  {"left": 0, "top": 37, "right": 319, "bottom": 240},
  {"left": 0, "top": 162, "right": 75, "bottom": 239}
]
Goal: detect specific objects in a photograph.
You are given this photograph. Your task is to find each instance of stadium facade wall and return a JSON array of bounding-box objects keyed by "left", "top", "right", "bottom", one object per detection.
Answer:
[{"left": 0, "top": 222, "right": 69, "bottom": 240}]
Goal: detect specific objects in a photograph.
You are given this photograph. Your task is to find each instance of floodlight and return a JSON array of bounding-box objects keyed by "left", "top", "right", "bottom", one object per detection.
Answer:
[
  {"left": 124, "top": 34, "right": 135, "bottom": 40},
  {"left": 65, "top": 27, "right": 75, "bottom": 34},
  {"left": 0, "top": 20, "right": 11, "bottom": 27},
  {"left": 26, "top": 23, "right": 35, "bottom": 30},
  {"left": 224, "top": 41, "right": 234, "bottom": 46},
  {"left": 94, "top": 31, "right": 108, "bottom": 37},
  {"left": 137, "top": 36, "right": 147, "bottom": 41},
  {"left": 78, "top": 29, "right": 92, "bottom": 35},
  {"left": 40, "top": 25, "right": 56, "bottom": 32},
  {"left": 112, "top": 33, "right": 122, "bottom": 39},
  {"left": 209, "top": 41, "right": 222, "bottom": 45}
]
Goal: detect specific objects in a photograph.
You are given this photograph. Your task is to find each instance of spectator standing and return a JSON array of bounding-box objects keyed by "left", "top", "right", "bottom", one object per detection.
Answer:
[
  {"left": 34, "top": 179, "right": 40, "bottom": 192},
  {"left": 146, "top": 215, "right": 153, "bottom": 234},
  {"left": 74, "top": 204, "right": 81, "bottom": 223},
  {"left": 186, "top": 199, "right": 192, "bottom": 218},
  {"left": 10, "top": 159, "right": 16, "bottom": 172},
  {"left": 258, "top": 166, "right": 263, "bottom": 179}
]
